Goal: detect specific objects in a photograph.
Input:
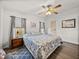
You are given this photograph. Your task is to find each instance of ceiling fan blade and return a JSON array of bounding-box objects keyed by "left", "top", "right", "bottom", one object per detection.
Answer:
[
  {"left": 54, "top": 12, "right": 58, "bottom": 14},
  {"left": 42, "top": 5, "right": 46, "bottom": 8},
  {"left": 54, "top": 4, "right": 62, "bottom": 8},
  {"left": 47, "top": 4, "right": 52, "bottom": 8},
  {"left": 38, "top": 11, "right": 46, "bottom": 15}
]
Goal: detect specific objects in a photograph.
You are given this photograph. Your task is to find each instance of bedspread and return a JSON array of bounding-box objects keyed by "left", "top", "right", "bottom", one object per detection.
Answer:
[{"left": 23, "top": 34, "right": 62, "bottom": 59}]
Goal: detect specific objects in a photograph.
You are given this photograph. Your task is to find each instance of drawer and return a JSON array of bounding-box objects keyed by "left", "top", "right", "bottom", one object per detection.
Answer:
[
  {"left": 11, "top": 38, "right": 23, "bottom": 48},
  {"left": 13, "top": 42, "right": 21, "bottom": 47},
  {"left": 12, "top": 40, "right": 21, "bottom": 44}
]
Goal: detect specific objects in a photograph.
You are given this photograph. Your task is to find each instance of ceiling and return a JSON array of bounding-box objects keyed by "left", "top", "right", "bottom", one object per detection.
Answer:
[{"left": 0, "top": 0, "right": 79, "bottom": 14}]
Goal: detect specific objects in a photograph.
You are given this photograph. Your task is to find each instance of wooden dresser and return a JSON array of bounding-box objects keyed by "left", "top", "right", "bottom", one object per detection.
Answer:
[{"left": 11, "top": 38, "right": 23, "bottom": 48}]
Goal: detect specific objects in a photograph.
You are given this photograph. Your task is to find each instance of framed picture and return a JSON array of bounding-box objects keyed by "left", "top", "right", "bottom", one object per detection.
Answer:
[
  {"left": 13, "top": 27, "right": 25, "bottom": 38},
  {"left": 62, "top": 19, "right": 76, "bottom": 28},
  {"left": 31, "top": 22, "right": 36, "bottom": 28}
]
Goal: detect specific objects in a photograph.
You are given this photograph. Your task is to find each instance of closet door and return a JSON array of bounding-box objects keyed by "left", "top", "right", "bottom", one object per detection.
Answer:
[{"left": 51, "top": 20, "right": 56, "bottom": 32}]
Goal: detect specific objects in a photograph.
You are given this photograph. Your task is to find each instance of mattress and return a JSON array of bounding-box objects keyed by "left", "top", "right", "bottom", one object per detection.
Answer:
[{"left": 23, "top": 34, "right": 62, "bottom": 59}]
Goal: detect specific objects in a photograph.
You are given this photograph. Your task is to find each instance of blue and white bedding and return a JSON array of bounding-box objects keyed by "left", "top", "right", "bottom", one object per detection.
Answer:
[
  {"left": 5, "top": 47, "right": 34, "bottom": 59},
  {"left": 23, "top": 34, "right": 62, "bottom": 59}
]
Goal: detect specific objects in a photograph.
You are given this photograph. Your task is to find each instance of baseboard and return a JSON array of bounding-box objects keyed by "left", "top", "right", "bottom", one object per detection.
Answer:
[{"left": 63, "top": 41, "right": 79, "bottom": 46}]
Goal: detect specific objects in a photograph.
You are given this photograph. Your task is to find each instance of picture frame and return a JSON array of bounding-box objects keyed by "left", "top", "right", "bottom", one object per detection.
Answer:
[
  {"left": 13, "top": 27, "right": 25, "bottom": 38},
  {"left": 31, "top": 22, "right": 36, "bottom": 28},
  {"left": 62, "top": 19, "right": 76, "bottom": 28}
]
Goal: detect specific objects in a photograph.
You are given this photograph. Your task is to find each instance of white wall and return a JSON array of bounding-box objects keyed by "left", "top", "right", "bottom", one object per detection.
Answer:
[
  {"left": 0, "top": 8, "right": 4, "bottom": 48},
  {"left": 0, "top": 9, "right": 1, "bottom": 48},
  {"left": 0, "top": 8, "right": 2, "bottom": 48},
  {"left": 78, "top": 16, "right": 79, "bottom": 44},
  {"left": 56, "top": 7, "right": 79, "bottom": 44}
]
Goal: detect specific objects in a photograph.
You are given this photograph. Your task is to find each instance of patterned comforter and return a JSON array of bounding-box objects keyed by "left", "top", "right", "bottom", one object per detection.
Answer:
[{"left": 23, "top": 34, "right": 62, "bottom": 59}]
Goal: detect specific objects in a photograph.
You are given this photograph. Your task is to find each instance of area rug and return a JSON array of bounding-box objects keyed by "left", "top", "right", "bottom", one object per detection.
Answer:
[{"left": 5, "top": 46, "right": 34, "bottom": 59}]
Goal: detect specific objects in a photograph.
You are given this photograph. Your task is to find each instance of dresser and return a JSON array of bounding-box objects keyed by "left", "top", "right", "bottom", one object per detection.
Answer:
[{"left": 11, "top": 38, "right": 23, "bottom": 49}]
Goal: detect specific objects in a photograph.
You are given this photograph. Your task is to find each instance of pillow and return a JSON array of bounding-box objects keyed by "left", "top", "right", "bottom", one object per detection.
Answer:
[{"left": 25, "top": 32, "right": 42, "bottom": 36}]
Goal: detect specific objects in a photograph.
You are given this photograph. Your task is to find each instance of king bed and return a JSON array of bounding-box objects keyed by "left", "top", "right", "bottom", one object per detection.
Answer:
[{"left": 23, "top": 33, "right": 62, "bottom": 59}]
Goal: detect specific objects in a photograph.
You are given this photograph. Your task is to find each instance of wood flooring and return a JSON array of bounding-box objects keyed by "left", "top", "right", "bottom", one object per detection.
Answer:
[{"left": 48, "top": 42, "right": 79, "bottom": 59}]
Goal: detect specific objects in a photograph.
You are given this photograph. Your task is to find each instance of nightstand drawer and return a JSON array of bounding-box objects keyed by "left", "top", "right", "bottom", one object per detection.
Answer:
[
  {"left": 11, "top": 38, "right": 23, "bottom": 48},
  {"left": 12, "top": 39, "right": 21, "bottom": 44}
]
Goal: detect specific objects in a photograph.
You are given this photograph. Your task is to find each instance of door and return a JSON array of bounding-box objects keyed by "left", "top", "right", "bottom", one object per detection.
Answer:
[{"left": 50, "top": 20, "right": 56, "bottom": 32}]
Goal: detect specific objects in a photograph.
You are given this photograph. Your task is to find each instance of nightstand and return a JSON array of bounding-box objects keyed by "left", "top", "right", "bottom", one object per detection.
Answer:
[{"left": 11, "top": 38, "right": 24, "bottom": 49}]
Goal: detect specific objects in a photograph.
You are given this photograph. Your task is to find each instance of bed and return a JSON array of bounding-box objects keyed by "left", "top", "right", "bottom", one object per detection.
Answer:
[{"left": 23, "top": 33, "right": 62, "bottom": 59}]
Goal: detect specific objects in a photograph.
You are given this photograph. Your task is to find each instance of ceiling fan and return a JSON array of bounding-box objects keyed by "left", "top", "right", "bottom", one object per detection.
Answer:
[{"left": 38, "top": 4, "right": 62, "bottom": 15}]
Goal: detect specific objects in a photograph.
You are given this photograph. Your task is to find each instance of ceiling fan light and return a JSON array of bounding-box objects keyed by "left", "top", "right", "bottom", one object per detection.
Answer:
[
  {"left": 48, "top": 7, "right": 53, "bottom": 11},
  {"left": 48, "top": 7, "right": 57, "bottom": 12},
  {"left": 46, "top": 11, "right": 51, "bottom": 15}
]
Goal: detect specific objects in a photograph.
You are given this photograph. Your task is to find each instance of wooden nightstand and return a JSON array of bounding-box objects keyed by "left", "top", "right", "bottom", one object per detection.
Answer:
[{"left": 11, "top": 38, "right": 24, "bottom": 49}]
